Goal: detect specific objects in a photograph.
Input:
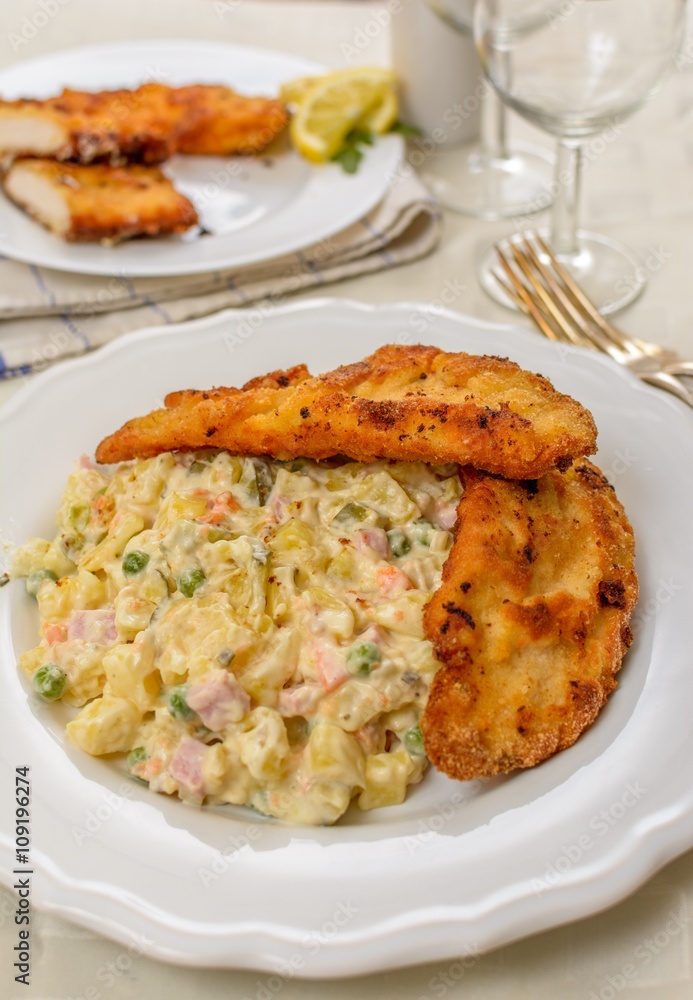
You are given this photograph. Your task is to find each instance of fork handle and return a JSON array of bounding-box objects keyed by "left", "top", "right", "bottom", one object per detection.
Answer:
[
  {"left": 663, "top": 361, "right": 693, "bottom": 378},
  {"left": 642, "top": 371, "right": 693, "bottom": 409}
]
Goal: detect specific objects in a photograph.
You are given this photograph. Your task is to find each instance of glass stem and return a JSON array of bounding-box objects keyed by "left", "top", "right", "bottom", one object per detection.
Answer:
[
  {"left": 550, "top": 139, "right": 582, "bottom": 256},
  {"left": 480, "top": 87, "right": 508, "bottom": 162}
]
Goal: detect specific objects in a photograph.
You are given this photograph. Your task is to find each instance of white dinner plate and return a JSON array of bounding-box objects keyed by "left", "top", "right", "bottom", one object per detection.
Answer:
[
  {"left": 1, "top": 300, "right": 693, "bottom": 976},
  {"left": 0, "top": 41, "right": 403, "bottom": 277}
]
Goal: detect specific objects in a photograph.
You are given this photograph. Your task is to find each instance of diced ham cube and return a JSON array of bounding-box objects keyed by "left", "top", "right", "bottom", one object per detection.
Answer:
[
  {"left": 432, "top": 497, "right": 458, "bottom": 531},
  {"left": 270, "top": 495, "right": 291, "bottom": 523},
  {"left": 355, "top": 528, "right": 389, "bottom": 559},
  {"left": 186, "top": 670, "right": 250, "bottom": 730},
  {"left": 168, "top": 736, "right": 207, "bottom": 800},
  {"left": 277, "top": 684, "right": 323, "bottom": 718},
  {"left": 67, "top": 609, "right": 117, "bottom": 644}
]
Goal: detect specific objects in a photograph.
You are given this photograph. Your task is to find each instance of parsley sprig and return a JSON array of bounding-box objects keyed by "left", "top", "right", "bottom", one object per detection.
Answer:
[{"left": 331, "top": 120, "right": 423, "bottom": 174}]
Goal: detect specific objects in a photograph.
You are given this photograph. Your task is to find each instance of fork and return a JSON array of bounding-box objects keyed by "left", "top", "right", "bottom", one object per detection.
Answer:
[{"left": 491, "top": 232, "right": 693, "bottom": 409}]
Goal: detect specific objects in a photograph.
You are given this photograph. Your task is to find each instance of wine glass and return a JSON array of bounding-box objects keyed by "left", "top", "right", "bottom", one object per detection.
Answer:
[
  {"left": 422, "top": 0, "right": 555, "bottom": 219},
  {"left": 475, "top": 0, "right": 687, "bottom": 313}
]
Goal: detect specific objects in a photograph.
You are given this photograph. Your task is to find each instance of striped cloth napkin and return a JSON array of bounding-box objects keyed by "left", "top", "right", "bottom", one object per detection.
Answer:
[{"left": 0, "top": 173, "right": 441, "bottom": 378}]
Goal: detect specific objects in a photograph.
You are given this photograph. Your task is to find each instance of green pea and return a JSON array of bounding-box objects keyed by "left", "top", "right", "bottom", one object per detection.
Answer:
[
  {"left": 26, "top": 568, "right": 57, "bottom": 598},
  {"left": 168, "top": 685, "right": 195, "bottom": 721},
  {"left": 387, "top": 529, "right": 411, "bottom": 558},
  {"left": 33, "top": 663, "right": 67, "bottom": 701},
  {"left": 127, "top": 746, "right": 147, "bottom": 769},
  {"left": 69, "top": 504, "right": 90, "bottom": 531},
  {"left": 346, "top": 641, "right": 382, "bottom": 675},
  {"left": 177, "top": 568, "right": 206, "bottom": 598},
  {"left": 122, "top": 550, "right": 149, "bottom": 576},
  {"left": 332, "top": 501, "right": 368, "bottom": 526},
  {"left": 188, "top": 461, "right": 206, "bottom": 475},
  {"left": 404, "top": 725, "right": 426, "bottom": 756},
  {"left": 412, "top": 518, "right": 433, "bottom": 546},
  {"left": 217, "top": 648, "right": 234, "bottom": 666}
]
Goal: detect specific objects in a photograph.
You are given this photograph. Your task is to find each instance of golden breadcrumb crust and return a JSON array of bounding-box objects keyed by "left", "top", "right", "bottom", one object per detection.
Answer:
[
  {"left": 95, "top": 344, "right": 597, "bottom": 479},
  {"left": 421, "top": 461, "right": 638, "bottom": 780},
  {"left": 3, "top": 159, "right": 198, "bottom": 242},
  {"left": 0, "top": 83, "right": 288, "bottom": 163}
]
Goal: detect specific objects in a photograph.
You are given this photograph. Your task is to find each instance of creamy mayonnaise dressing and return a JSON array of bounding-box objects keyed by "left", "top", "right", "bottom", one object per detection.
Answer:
[{"left": 14, "top": 451, "right": 460, "bottom": 824}]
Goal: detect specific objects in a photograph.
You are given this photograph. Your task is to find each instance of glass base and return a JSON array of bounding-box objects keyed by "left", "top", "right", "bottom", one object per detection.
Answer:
[
  {"left": 420, "top": 140, "right": 555, "bottom": 220},
  {"left": 478, "top": 229, "right": 647, "bottom": 316}
]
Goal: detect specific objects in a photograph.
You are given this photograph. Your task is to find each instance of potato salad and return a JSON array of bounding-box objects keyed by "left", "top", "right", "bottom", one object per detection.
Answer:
[{"left": 13, "top": 451, "right": 460, "bottom": 825}]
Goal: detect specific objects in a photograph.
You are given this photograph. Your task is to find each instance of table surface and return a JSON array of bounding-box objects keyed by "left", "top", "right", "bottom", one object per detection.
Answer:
[{"left": 1, "top": 1, "right": 693, "bottom": 998}]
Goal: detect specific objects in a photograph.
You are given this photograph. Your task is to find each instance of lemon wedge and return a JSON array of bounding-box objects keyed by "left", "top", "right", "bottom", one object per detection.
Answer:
[
  {"left": 359, "top": 87, "right": 399, "bottom": 134},
  {"left": 279, "top": 76, "right": 318, "bottom": 106},
  {"left": 288, "top": 67, "right": 398, "bottom": 163}
]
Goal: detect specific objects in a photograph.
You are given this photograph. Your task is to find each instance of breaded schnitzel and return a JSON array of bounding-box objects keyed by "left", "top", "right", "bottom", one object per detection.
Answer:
[
  {"left": 95, "top": 344, "right": 597, "bottom": 479},
  {"left": 0, "top": 83, "right": 288, "bottom": 164},
  {"left": 3, "top": 159, "right": 198, "bottom": 242},
  {"left": 421, "top": 461, "right": 638, "bottom": 780}
]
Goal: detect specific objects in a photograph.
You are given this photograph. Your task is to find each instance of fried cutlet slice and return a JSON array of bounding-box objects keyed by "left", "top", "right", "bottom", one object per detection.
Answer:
[
  {"left": 421, "top": 461, "right": 638, "bottom": 780},
  {"left": 0, "top": 84, "right": 179, "bottom": 164},
  {"left": 0, "top": 83, "right": 288, "bottom": 163},
  {"left": 95, "top": 344, "right": 597, "bottom": 479},
  {"left": 3, "top": 159, "right": 198, "bottom": 242},
  {"left": 171, "top": 85, "right": 289, "bottom": 155}
]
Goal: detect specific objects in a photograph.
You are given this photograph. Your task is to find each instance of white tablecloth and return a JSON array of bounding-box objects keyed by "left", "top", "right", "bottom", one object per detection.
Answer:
[{"left": 1, "top": 2, "right": 693, "bottom": 998}]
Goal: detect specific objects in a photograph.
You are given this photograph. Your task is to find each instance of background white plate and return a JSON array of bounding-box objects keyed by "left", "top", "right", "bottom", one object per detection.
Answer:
[
  {"left": 1, "top": 300, "right": 693, "bottom": 977},
  {"left": 0, "top": 41, "right": 403, "bottom": 277}
]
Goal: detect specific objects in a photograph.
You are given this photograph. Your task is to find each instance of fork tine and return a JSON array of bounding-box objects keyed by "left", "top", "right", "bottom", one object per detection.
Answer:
[
  {"left": 514, "top": 237, "right": 622, "bottom": 358},
  {"left": 531, "top": 233, "right": 641, "bottom": 358},
  {"left": 494, "top": 249, "right": 565, "bottom": 343},
  {"left": 506, "top": 244, "right": 597, "bottom": 351},
  {"left": 495, "top": 232, "right": 693, "bottom": 411}
]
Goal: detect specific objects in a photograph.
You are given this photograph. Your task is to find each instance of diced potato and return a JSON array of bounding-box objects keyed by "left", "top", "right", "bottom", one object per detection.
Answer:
[
  {"left": 358, "top": 750, "right": 415, "bottom": 811},
  {"left": 306, "top": 723, "right": 366, "bottom": 788},
  {"left": 19, "top": 644, "right": 48, "bottom": 678},
  {"left": 326, "top": 548, "right": 357, "bottom": 584},
  {"left": 319, "top": 681, "right": 385, "bottom": 732},
  {"left": 202, "top": 743, "right": 228, "bottom": 796},
  {"left": 155, "top": 594, "right": 257, "bottom": 683},
  {"left": 269, "top": 780, "right": 351, "bottom": 825},
  {"left": 269, "top": 519, "right": 325, "bottom": 568},
  {"left": 352, "top": 471, "right": 420, "bottom": 524},
  {"left": 37, "top": 570, "right": 106, "bottom": 623},
  {"left": 114, "top": 585, "right": 158, "bottom": 641},
  {"left": 305, "top": 587, "right": 354, "bottom": 640},
  {"left": 238, "top": 707, "right": 290, "bottom": 781},
  {"left": 66, "top": 695, "right": 142, "bottom": 755},
  {"left": 79, "top": 512, "right": 145, "bottom": 572},
  {"left": 153, "top": 490, "right": 208, "bottom": 534},
  {"left": 11, "top": 537, "right": 75, "bottom": 579},
  {"left": 103, "top": 639, "right": 159, "bottom": 711},
  {"left": 123, "top": 454, "right": 177, "bottom": 511},
  {"left": 55, "top": 640, "right": 108, "bottom": 706},
  {"left": 57, "top": 468, "right": 110, "bottom": 533},
  {"left": 273, "top": 467, "right": 316, "bottom": 501},
  {"left": 266, "top": 564, "right": 297, "bottom": 623},
  {"left": 368, "top": 591, "right": 427, "bottom": 638},
  {"left": 239, "top": 629, "right": 299, "bottom": 705}
]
